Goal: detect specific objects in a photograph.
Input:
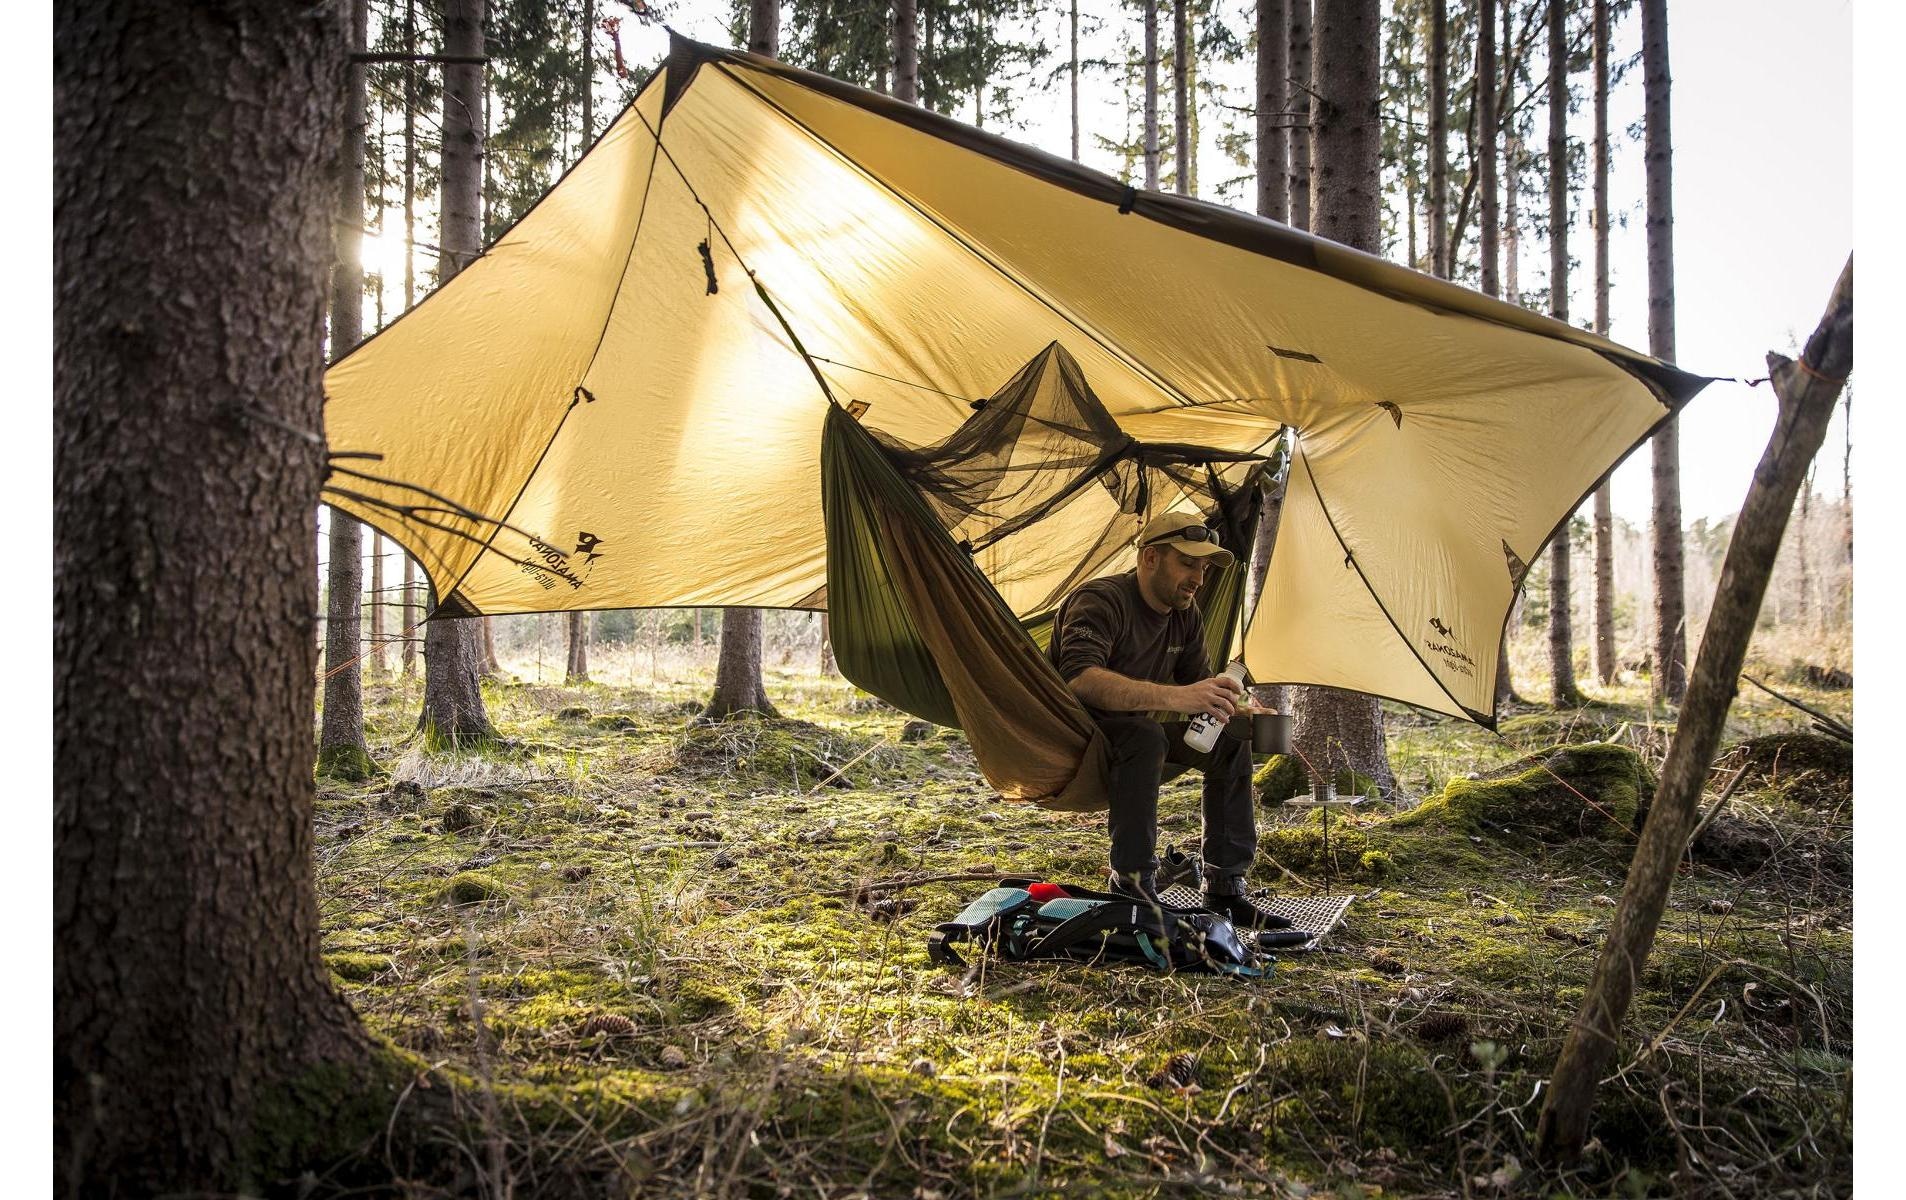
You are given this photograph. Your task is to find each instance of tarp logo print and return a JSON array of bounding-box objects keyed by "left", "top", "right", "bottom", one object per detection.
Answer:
[
  {"left": 1424, "top": 617, "right": 1476, "bottom": 678},
  {"left": 520, "top": 530, "right": 605, "bottom": 593}
]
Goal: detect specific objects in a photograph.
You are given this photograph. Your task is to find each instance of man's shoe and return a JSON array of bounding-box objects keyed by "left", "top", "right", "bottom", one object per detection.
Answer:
[
  {"left": 1156, "top": 844, "right": 1204, "bottom": 891},
  {"left": 1200, "top": 889, "right": 1294, "bottom": 930}
]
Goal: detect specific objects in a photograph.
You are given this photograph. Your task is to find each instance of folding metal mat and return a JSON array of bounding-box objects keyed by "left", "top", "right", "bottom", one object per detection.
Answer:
[{"left": 1157, "top": 887, "right": 1355, "bottom": 953}]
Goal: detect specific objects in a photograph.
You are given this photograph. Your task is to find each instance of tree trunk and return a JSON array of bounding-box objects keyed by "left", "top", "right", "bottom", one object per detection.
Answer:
[
  {"left": 481, "top": 614, "right": 502, "bottom": 676},
  {"left": 1427, "top": 0, "right": 1448, "bottom": 277},
  {"left": 1257, "top": 0, "right": 1289, "bottom": 221},
  {"left": 566, "top": 611, "right": 590, "bottom": 683},
  {"left": 1294, "top": 0, "right": 1390, "bottom": 798},
  {"left": 581, "top": 0, "right": 595, "bottom": 150},
  {"left": 1477, "top": 0, "right": 1498, "bottom": 297},
  {"left": 1590, "top": 0, "right": 1615, "bottom": 685},
  {"left": 319, "top": 0, "right": 372, "bottom": 780},
  {"left": 1502, "top": 0, "right": 1519, "bottom": 301},
  {"left": 1287, "top": 0, "right": 1312, "bottom": 229},
  {"left": 402, "top": 555, "right": 418, "bottom": 675},
  {"left": 1537, "top": 259, "right": 1852, "bottom": 1166},
  {"left": 695, "top": 0, "right": 789, "bottom": 726},
  {"left": 703, "top": 610, "right": 782, "bottom": 720},
  {"left": 1173, "top": 0, "right": 1189, "bottom": 195},
  {"left": 1144, "top": 0, "right": 1161, "bottom": 190},
  {"left": 820, "top": 612, "right": 838, "bottom": 675},
  {"left": 1840, "top": 390, "right": 1852, "bottom": 625},
  {"left": 749, "top": 0, "right": 780, "bottom": 59},
  {"left": 55, "top": 0, "right": 375, "bottom": 1188},
  {"left": 370, "top": 532, "right": 386, "bottom": 677},
  {"left": 1643, "top": 0, "right": 1686, "bottom": 702},
  {"left": 1070, "top": 0, "right": 1081, "bottom": 160},
  {"left": 421, "top": 0, "right": 497, "bottom": 746},
  {"left": 1545, "top": 0, "right": 1577, "bottom": 707},
  {"left": 895, "top": 0, "right": 919, "bottom": 104}
]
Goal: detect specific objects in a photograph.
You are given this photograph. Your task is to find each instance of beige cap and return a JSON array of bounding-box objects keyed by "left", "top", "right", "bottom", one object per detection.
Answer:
[{"left": 1137, "top": 511, "right": 1235, "bottom": 568}]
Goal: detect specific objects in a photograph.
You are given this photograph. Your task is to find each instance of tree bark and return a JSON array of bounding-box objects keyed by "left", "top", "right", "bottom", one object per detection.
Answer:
[
  {"left": 320, "top": 0, "right": 372, "bottom": 779},
  {"left": 1536, "top": 258, "right": 1852, "bottom": 1166},
  {"left": 1070, "top": 0, "right": 1081, "bottom": 160},
  {"left": 566, "top": 611, "right": 590, "bottom": 683},
  {"left": 1144, "top": 0, "right": 1161, "bottom": 190},
  {"left": 1427, "top": 0, "right": 1448, "bottom": 278},
  {"left": 55, "top": 0, "right": 374, "bottom": 1188},
  {"left": 1502, "top": 0, "right": 1519, "bottom": 301},
  {"left": 749, "top": 0, "right": 780, "bottom": 59},
  {"left": 370, "top": 532, "right": 386, "bottom": 676},
  {"left": 703, "top": 610, "right": 782, "bottom": 720},
  {"left": 1545, "top": 0, "right": 1578, "bottom": 707},
  {"left": 1173, "top": 0, "right": 1190, "bottom": 195},
  {"left": 1257, "top": 0, "right": 1289, "bottom": 221},
  {"left": 1308, "top": 0, "right": 1380, "bottom": 251},
  {"left": 420, "top": 0, "right": 497, "bottom": 745},
  {"left": 1643, "top": 0, "right": 1686, "bottom": 702},
  {"left": 1477, "top": 0, "right": 1498, "bottom": 297},
  {"left": 1294, "top": 0, "right": 1391, "bottom": 798},
  {"left": 1287, "top": 0, "right": 1312, "bottom": 229},
  {"left": 895, "top": 0, "right": 919, "bottom": 104},
  {"left": 581, "top": 0, "right": 595, "bottom": 150},
  {"left": 402, "top": 554, "right": 418, "bottom": 675},
  {"left": 1591, "top": 0, "right": 1616, "bottom": 685}
]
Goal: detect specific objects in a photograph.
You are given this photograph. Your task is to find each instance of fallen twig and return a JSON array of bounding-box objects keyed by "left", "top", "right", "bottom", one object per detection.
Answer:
[{"left": 1740, "top": 675, "right": 1852, "bottom": 742}]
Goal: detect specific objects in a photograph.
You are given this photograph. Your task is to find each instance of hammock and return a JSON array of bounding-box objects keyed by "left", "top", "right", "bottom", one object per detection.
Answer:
[{"left": 821, "top": 344, "right": 1266, "bottom": 811}]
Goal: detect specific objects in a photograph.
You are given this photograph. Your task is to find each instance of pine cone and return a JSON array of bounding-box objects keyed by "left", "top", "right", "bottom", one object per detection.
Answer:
[
  {"left": 1415, "top": 1012, "right": 1469, "bottom": 1043},
  {"left": 581, "top": 1012, "right": 637, "bottom": 1037}
]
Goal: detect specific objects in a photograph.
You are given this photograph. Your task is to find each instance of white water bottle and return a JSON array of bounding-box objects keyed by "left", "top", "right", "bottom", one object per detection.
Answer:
[{"left": 1183, "top": 660, "right": 1249, "bottom": 753}]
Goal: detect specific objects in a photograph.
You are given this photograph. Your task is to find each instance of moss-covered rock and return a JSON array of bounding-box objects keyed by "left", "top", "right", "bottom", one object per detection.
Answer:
[
  {"left": 1391, "top": 742, "right": 1647, "bottom": 842},
  {"left": 1497, "top": 709, "right": 1627, "bottom": 749},
  {"left": 1723, "top": 731, "right": 1851, "bottom": 808},
  {"left": 1260, "top": 813, "right": 1380, "bottom": 877},
  {"left": 1253, "top": 754, "right": 1304, "bottom": 805},
  {"left": 441, "top": 872, "right": 509, "bottom": 906},
  {"left": 325, "top": 951, "right": 395, "bottom": 981}
]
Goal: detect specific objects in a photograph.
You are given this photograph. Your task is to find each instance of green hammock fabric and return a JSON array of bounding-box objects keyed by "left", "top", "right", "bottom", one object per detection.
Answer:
[{"left": 822, "top": 403, "right": 1262, "bottom": 812}]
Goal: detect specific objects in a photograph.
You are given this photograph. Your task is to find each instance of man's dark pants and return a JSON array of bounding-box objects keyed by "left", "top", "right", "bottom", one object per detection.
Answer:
[{"left": 1098, "top": 715, "right": 1256, "bottom": 895}]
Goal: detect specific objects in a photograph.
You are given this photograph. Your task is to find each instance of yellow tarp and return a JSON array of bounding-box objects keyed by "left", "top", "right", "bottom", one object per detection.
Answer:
[{"left": 323, "top": 35, "right": 1702, "bottom": 726}]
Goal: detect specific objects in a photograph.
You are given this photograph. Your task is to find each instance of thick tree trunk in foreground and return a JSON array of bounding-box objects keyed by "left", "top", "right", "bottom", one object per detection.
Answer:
[
  {"left": 1069, "top": 0, "right": 1080, "bottom": 159},
  {"left": 1287, "top": 0, "right": 1312, "bottom": 230},
  {"left": 1501, "top": 0, "right": 1520, "bottom": 301},
  {"left": 1537, "top": 259, "right": 1852, "bottom": 1165},
  {"left": 420, "top": 0, "right": 496, "bottom": 745},
  {"left": 1144, "top": 0, "right": 1161, "bottom": 190},
  {"left": 1293, "top": 0, "right": 1391, "bottom": 798},
  {"left": 566, "top": 611, "right": 590, "bottom": 683},
  {"left": 1591, "top": 0, "right": 1616, "bottom": 685},
  {"left": 703, "top": 609, "right": 782, "bottom": 720},
  {"left": 1643, "top": 0, "right": 1687, "bottom": 702},
  {"left": 1545, "top": 0, "right": 1578, "bottom": 707},
  {"left": 55, "top": 1, "right": 373, "bottom": 1190},
  {"left": 895, "top": 0, "right": 919, "bottom": 104},
  {"left": 1257, "top": 0, "right": 1288, "bottom": 221},
  {"left": 318, "top": 0, "right": 372, "bottom": 779}
]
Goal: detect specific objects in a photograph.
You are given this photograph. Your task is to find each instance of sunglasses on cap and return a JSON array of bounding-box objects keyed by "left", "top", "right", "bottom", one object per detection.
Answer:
[{"left": 1142, "top": 525, "right": 1220, "bottom": 548}]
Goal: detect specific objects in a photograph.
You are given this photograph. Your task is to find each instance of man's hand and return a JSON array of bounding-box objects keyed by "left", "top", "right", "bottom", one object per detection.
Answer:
[{"left": 1175, "top": 673, "right": 1244, "bottom": 722}]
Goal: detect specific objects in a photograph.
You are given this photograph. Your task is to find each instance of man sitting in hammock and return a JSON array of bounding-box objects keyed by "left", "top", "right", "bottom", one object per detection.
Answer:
[{"left": 1050, "top": 511, "right": 1289, "bottom": 930}]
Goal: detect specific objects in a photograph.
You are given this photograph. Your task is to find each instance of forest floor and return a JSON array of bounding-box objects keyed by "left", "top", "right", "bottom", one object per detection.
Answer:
[{"left": 308, "top": 653, "right": 1852, "bottom": 1198}]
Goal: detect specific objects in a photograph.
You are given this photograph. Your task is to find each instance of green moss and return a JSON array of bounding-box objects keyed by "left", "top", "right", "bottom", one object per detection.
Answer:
[
  {"left": 1265, "top": 1040, "right": 1477, "bottom": 1146},
  {"left": 325, "top": 951, "right": 394, "bottom": 981},
  {"left": 241, "top": 1044, "right": 422, "bottom": 1191},
  {"left": 442, "top": 872, "right": 509, "bottom": 906},
  {"left": 316, "top": 744, "right": 376, "bottom": 782},
  {"left": 672, "top": 978, "right": 740, "bottom": 1020},
  {"left": 1358, "top": 850, "right": 1394, "bottom": 880},
  {"left": 1259, "top": 813, "right": 1378, "bottom": 877},
  {"left": 1391, "top": 742, "right": 1647, "bottom": 842}
]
